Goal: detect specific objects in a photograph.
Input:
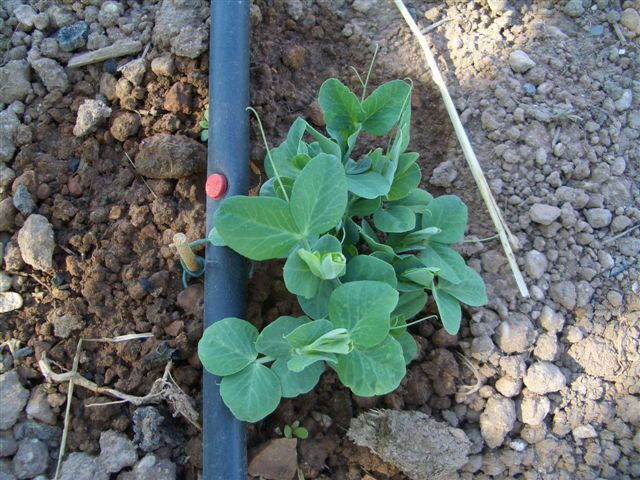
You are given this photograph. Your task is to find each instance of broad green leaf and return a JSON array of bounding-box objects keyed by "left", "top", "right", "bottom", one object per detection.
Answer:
[
  {"left": 347, "top": 171, "right": 392, "bottom": 199},
  {"left": 305, "top": 123, "right": 342, "bottom": 158},
  {"left": 343, "top": 217, "right": 360, "bottom": 244},
  {"left": 290, "top": 153, "right": 348, "bottom": 236},
  {"left": 343, "top": 255, "right": 398, "bottom": 288},
  {"left": 397, "top": 152, "right": 419, "bottom": 175},
  {"left": 387, "top": 162, "right": 421, "bottom": 201},
  {"left": 401, "top": 267, "right": 434, "bottom": 288},
  {"left": 271, "top": 358, "right": 324, "bottom": 398},
  {"left": 419, "top": 243, "right": 467, "bottom": 284},
  {"left": 329, "top": 281, "right": 398, "bottom": 348},
  {"left": 389, "top": 315, "right": 407, "bottom": 336},
  {"left": 319, "top": 252, "right": 347, "bottom": 279},
  {"left": 294, "top": 427, "right": 309, "bottom": 439},
  {"left": 358, "top": 220, "right": 395, "bottom": 256},
  {"left": 274, "top": 177, "right": 295, "bottom": 201},
  {"left": 292, "top": 153, "right": 312, "bottom": 170},
  {"left": 318, "top": 79, "right": 364, "bottom": 132},
  {"left": 305, "top": 328, "right": 352, "bottom": 355},
  {"left": 348, "top": 197, "right": 383, "bottom": 218},
  {"left": 198, "top": 318, "right": 258, "bottom": 376},
  {"left": 284, "top": 249, "right": 322, "bottom": 298},
  {"left": 297, "top": 280, "right": 336, "bottom": 319},
  {"left": 422, "top": 195, "right": 468, "bottom": 244},
  {"left": 392, "top": 291, "right": 428, "bottom": 321},
  {"left": 255, "top": 316, "right": 308, "bottom": 358},
  {"left": 396, "top": 331, "right": 417, "bottom": 365},
  {"left": 288, "top": 352, "right": 336, "bottom": 372},
  {"left": 215, "top": 196, "right": 301, "bottom": 260},
  {"left": 400, "top": 226, "right": 442, "bottom": 249},
  {"left": 345, "top": 156, "right": 372, "bottom": 175},
  {"left": 344, "top": 126, "right": 362, "bottom": 160},
  {"left": 286, "top": 319, "right": 334, "bottom": 348},
  {"left": 265, "top": 117, "right": 307, "bottom": 178},
  {"left": 394, "top": 99, "right": 412, "bottom": 153},
  {"left": 220, "top": 363, "right": 281, "bottom": 422},
  {"left": 432, "top": 287, "right": 462, "bottom": 335},
  {"left": 437, "top": 266, "right": 488, "bottom": 307},
  {"left": 334, "top": 336, "right": 405, "bottom": 397},
  {"left": 373, "top": 205, "right": 416, "bottom": 233},
  {"left": 392, "top": 188, "right": 433, "bottom": 212},
  {"left": 362, "top": 80, "right": 412, "bottom": 136},
  {"left": 207, "top": 227, "right": 226, "bottom": 246}
]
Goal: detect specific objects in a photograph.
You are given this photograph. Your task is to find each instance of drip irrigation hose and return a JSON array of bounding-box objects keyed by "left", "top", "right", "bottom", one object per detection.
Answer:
[{"left": 203, "top": 1, "right": 250, "bottom": 479}]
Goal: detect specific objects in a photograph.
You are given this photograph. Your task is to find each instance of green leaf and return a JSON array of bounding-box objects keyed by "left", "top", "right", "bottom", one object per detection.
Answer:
[
  {"left": 329, "top": 281, "right": 398, "bottom": 348},
  {"left": 422, "top": 195, "right": 468, "bottom": 244},
  {"left": 358, "top": 220, "right": 396, "bottom": 256},
  {"left": 215, "top": 196, "right": 301, "bottom": 260},
  {"left": 286, "top": 319, "right": 334, "bottom": 347},
  {"left": 419, "top": 242, "right": 467, "bottom": 284},
  {"left": 271, "top": 358, "right": 324, "bottom": 398},
  {"left": 343, "top": 255, "right": 398, "bottom": 288},
  {"left": 255, "top": 316, "right": 309, "bottom": 358},
  {"left": 392, "top": 188, "right": 433, "bottom": 212},
  {"left": 284, "top": 425, "right": 293, "bottom": 438},
  {"left": 387, "top": 162, "right": 421, "bottom": 201},
  {"left": 396, "top": 331, "right": 417, "bottom": 365},
  {"left": 292, "top": 153, "right": 312, "bottom": 170},
  {"left": 207, "top": 227, "right": 226, "bottom": 246},
  {"left": 397, "top": 152, "right": 419, "bottom": 175},
  {"left": 288, "top": 353, "right": 336, "bottom": 372},
  {"left": 294, "top": 427, "right": 309, "bottom": 439},
  {"left": 347, "top": 171, "right": 392, "bottom": 199},
  {"left": 392, "top": 291, "right": 428, "bottom": 321},
  {"left": 373, "top": 205, "right": 416, "bottom": 233},
  {"left": 362, "top": 80, "right": 412, "bottom": 136},
  {"left": 220, "top": 363, "right": 281, "bottom": 422},
  {"left": 290, "top": 153, "right": 348, "bottom": 236},
  {"left": 319, "top": 78, "right": 364, "bottom": 132},
  {"left": 305, "top": 123, "right": 342, "bottom": 158},
  {"left": 401, "top": 267, "right": 434, "bottom": 288},
  {"left": 437, "top": 266, "right": 488, "bottom": 307},
  {"left": 348, "top": 197, "right": 382, "bottom": 217},
  {"left": 265, "top": 117, "right": 307, "bottom": 179},
  {"left": 297, "top": 280, "right": 336, "bottom": 319},
  {"left": 284, "top": 249, "right": 322, "bottom": 298},
  {"left": 432, "top": 287, "right": 462, "bottom": 335},
  {"left": 334, "top": 336, "right": 405, "bottom": 397},
  {"left": 198, "top": 318, "right": 258, "bottom": 376}
]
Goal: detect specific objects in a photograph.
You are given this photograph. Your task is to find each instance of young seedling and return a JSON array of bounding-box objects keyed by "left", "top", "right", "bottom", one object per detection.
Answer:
[
  {"left": 284, "top": 420, "right": 309, "bottom": 440},
  {"left": 200, "top": 108, "right": 209, "bottom": 142},
  {"left": 198, "top": 64, "right": 487, "bottom": 422}
]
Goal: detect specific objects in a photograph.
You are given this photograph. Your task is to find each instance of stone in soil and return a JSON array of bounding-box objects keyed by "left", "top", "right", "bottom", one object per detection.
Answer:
[
  {"left": 549, "top": 280, "right": 576, "bottom": 310},
  {"left": 480, "top": 395, "right": 516, "bottom": 448},
  {"left": 58, "top": 452, "right": 108, "bottom": 480},
  {"left": 172, "top": 25, "right": 209, "bottom": 59},
  {"left": 110, "top": 111, "right": 141, "bottom": 142},
  {"left": 152, "top": 0, "right": 209, "bottom": 52},
  {"left": 524, "top": 250, "right": 547, "bottom": 279},
  {"left": 248, "top": 438, "right": 298, "bottom": 480},
  {"left": 73, "top": 99, "right": 112, "bottom": 137},
  {"left": 0, "top": 198, "right": 16, "bottom": 232},
  {"left": 151, "top": 54, "right": 175, "bottom": 77},
  {"left": 163, "top": 82, "right": 193, "bottom": 114},
  {"left": 529, "top": 203, "right": 561, "bottom": 225},
  {"left": 0, "top": 431, "right": 17, "bottom": 458},
  {"left": 0, "top": 109, "right": 20, "bottom": 163},
  {"left": 509, "top": 50, "right": 536, "bottom": 73},
  {"left": 120, "top": 58, "right": 147, "bottom": 87},
  {"left": 28, "top": 57, "right": 68, "bottom": 93},
  {"left": 519, "top": 394, "right": 550, "bottom": 426},
  {"left": 98, "top": 430, "right": 138, "bottom": 473},
  {"left": 567, "top": 336, "right": 618, "bottom": 379},
  {"left": 56, "top": 22, "right": 89, "bottom": 52},
  {"left": 538, "top": 306, "right": 564, "bottom": 333},
  {"left": 118, "top": 454, "right": 176, "bottom": 480},
  {"left": 0, "top": 60, "right": 31, "bottom": 104},
  {"left": 132, "top": 406, "right": 164, "bottom": 452},
  {"left": 494, "top": 315, "right": 534, "bottom": 354},
  {"left": 283, "top": 46, "right": 306, "bottom": 71},
  {"left": 0, "top": 293, "right": 23, "bottom": 314},
  {"left": 0, "top": 370, "right": 29, "bottom": 430},
  {"left": 348, "top": 410, "right": 470, "bottom": 480},
  {"left": 25, "top": 386, "right": 56, "bottom": 425},
  {"left": 523, "top": 361, "right": 566, "bottom": 394},
  {"left": 12, "top": 438, "right": 48, "bottom": 479},
  {"left": 17, "top": 214, "right": 55, "bottom": 271},
  {"left": 429, "top": 160, "right": 458, "bottom": 188},
  {"left": 12, "top": 185, "right": 34, "bottom": 216},
  {"left": 50, "top": 312, "right": 85, "bottom": 339},
  {"left": 135, "top": 134, "right": 207, "bottom": 179}
]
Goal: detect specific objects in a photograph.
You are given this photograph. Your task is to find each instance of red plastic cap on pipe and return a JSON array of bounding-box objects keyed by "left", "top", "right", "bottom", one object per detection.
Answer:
[{"left": 206, "top": 173, "right": 228, "bottom": 200}]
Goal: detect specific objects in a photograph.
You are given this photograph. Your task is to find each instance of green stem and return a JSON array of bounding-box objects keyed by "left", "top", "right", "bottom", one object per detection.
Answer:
[
  {"left": 247, "top": 107, "right": 290, "bottom": 203},
  {"left": 460, "top": 234, "right": 499, "bottom": 243},
  {"left": 361, "top": 43, "right": 380, "bottom": 102},
  {"left": 390, "top": 315, "right": 438, "bottom": 330},
  {"left": 256, "top": 356, "right": 275, "bottom": 365}
]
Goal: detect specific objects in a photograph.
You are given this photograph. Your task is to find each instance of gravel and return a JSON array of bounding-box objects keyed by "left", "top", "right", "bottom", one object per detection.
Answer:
[
  {"left": 523, "top": 362, "right": 566, "bottom": 394},
  {"left": 17, "top": 214, "right": 55, "bottom": 272},
  {"left": 0, "top": 371, "right": 29, "bottom": 430}
]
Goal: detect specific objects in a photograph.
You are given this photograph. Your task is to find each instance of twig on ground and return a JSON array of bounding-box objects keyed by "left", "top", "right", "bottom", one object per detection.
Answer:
[
  {"left": 612, "top": 23, "right": 627, "bottom": 44},
  {"left": 603, "top": 224, "right": 639, "bottom": 244},
  {"left": 124, "top": 151, "right": 158, "bottom": 200},
  {"left": 422, "top": 17, "right": 450, "bottom": 35},
  {"left": 455, "top": 352, "right": 482, "bottom": 396},
  {"left": 393, "top": 0, "right": 529, "bottom": 298}
]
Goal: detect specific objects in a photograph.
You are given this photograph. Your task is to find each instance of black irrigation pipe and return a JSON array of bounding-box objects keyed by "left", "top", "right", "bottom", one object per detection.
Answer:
[{"left": 202, "top": 1, "right": 250, "bottom": 479}]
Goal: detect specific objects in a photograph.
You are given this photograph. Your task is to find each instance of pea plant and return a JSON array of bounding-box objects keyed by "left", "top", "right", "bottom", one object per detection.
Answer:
[{"left": 198, "top": 74, "right": 487, "bottom": 422}]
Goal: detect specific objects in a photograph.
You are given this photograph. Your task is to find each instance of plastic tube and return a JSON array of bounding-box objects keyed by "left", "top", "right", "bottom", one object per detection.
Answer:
[{"left": 203, "top": 1, "right": 250, "bottom": 479}]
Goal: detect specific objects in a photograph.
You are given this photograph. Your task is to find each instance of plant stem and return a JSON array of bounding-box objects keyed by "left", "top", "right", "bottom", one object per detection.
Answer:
[
  {"left": 247, "top": 107, "right": 290, "bottom": 203},
  {"left": 390, "top": 315, "right": 438, "bottom": 330},
  {"left": 256, "top": 356, "right": 275, "bottom": 365},
  {"left": 361, "top": 43, "right": 380, "bottom": 102}
]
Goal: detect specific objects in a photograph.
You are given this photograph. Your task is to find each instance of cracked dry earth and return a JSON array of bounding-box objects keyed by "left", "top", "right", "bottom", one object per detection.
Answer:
[{"left": 0, "top": 0, "right": 639, "bottom": 479}]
